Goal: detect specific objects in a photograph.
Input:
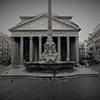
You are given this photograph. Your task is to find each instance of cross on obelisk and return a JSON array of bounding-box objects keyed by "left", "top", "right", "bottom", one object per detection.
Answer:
[{"left": 40, "top": 0, "right": 59, "bottom": 63}]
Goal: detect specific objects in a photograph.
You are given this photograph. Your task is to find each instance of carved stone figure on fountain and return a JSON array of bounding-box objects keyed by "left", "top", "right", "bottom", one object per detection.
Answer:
[{"left": 40, "top": 38, "right": 59, "bottom": 63}]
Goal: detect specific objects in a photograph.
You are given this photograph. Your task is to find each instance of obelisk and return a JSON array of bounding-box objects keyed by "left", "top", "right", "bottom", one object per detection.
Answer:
[
  {"left": 47, "top": 0, "right": 52, "bottom": 40},
  {"left": 46, "top": 0, "right": 54, "bottom": 44},
  {"left": 40, "top": 0, "right": 59, "bottom": 63}
]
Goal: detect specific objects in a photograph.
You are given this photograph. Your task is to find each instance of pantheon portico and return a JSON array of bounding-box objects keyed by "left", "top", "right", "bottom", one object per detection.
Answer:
[{"left": 9, "top": 13, "right": 81, "bottom": 66}]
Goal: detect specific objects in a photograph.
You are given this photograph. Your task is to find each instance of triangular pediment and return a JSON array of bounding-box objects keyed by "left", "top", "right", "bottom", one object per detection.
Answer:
[{"left": 9, "top": 14, "right": 80, "bottom": 31}]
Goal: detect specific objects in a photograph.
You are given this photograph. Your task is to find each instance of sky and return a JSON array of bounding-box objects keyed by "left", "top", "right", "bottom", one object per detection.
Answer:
[{"left": 0, "top": 0, "right": 100, "bottom": 41}]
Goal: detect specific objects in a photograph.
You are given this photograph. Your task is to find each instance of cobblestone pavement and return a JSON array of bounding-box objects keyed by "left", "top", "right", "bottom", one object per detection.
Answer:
[{"left": 0, "top": 76, "right": 100, "bottom": 100}]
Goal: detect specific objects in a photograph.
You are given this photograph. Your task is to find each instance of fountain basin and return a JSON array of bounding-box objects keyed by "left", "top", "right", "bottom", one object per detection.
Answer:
[{"left": 24, "top": 62, "right": 75, "bottom": 71}]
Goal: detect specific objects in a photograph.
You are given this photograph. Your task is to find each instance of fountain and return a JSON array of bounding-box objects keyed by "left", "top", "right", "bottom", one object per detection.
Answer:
[{"left": 24, "top": 0, "right": 74, "bottom": 71}]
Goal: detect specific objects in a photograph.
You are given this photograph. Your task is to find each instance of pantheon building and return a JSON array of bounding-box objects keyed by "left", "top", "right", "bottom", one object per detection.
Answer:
[{"left": 9, "top": 13, "right": 81, "bottom": 66}]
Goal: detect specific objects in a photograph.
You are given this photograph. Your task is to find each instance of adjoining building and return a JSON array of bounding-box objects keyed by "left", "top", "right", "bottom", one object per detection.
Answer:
[
  {"left": 0, "top": 32, "right": 11, "bottom": 65},
  {"left": 79, "top": 42, "right": 86, "bottom": 60},
  {"left": 9, "top": 13, "right": 81, "bottom": 66},
  {"left": 79, "top": 40, "right": 88, "bottom": 60},
  {"left": 86, "top": 24, "right": 100, "bottom": 61}
]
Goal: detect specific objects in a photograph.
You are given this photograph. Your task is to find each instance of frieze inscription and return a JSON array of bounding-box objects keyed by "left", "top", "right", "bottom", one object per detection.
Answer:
[{"left": 11, "top": 31, "right": 78, "bottom": 37}]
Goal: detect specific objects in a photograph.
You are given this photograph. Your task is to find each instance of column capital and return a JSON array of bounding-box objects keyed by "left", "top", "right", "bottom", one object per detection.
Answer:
[
  {"left": 67, "top": 36, "right": 70, "bottom": 39},
  {"left": 20, "top": 37, "right": 24, "bottom": 41},
  {"left": 39, "top": 36, "right": 42, "bottom": 40},
  {"left": 30, "top": 37, "right": 33, "bottom": 40},
  {"left": 11, "top": 37, "right": 14, "bottom": 42},
  {"left": 11, "top": 37, "right": 14, "bottom": 39},
  {"left": 67, "top": 36, "right": 70, "bottom": 40},
  {"left": 58, "top": 36, "right": 61, "bottom": 39},
  {"left": 76, "top": 36, "right": 79, "bottom": 40}
]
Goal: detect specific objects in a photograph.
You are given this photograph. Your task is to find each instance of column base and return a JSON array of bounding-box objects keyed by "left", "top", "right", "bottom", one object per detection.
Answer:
[
  {"left": 9, "top": 64, "right": 14, "bottom": 68},
  {"left": 29, "top": 58, "right": 33, "bottom": 63},
  {"left": 66, "top": 57, "right": 70, "bottom": 62},
  {"left": 19, "top": 64, "right": 25, "bottom": 68},
  {"left": 9, "top": 64, "right": 18, "bottom": 69}
]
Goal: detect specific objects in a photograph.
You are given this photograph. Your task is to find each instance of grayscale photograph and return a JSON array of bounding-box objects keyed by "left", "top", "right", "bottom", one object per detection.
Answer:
[{"left": 0, "top": 0, "right": 100, "bottom": 100}]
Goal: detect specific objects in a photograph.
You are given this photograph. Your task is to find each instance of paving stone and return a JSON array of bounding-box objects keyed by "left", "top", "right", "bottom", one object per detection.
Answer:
[{"left": 0, "top": 76, "right": 100, "bottom": 100}]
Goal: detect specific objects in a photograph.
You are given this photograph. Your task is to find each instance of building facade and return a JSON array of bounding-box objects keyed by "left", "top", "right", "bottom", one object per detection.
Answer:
[
  {"left": 86, "top": 24, "right": 100, "bottom": 61},
  {"left": 0, "top": 32, "right": 11, "bottom": 65},
  {"left": 9, "top": 13, "right": 81, "bottom": 66},
  {"left": 79, "top": 42, "right": 86, "bottom": 59}
]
